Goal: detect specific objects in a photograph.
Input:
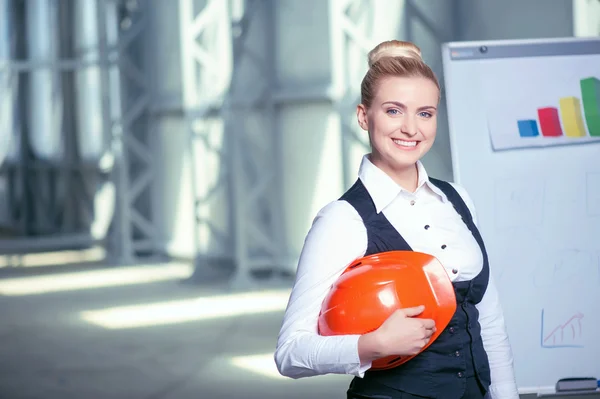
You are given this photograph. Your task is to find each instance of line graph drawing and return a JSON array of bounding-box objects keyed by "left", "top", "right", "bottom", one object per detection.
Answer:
[{"left": 540, "top": 309, "right": 585, "bottom": 348}]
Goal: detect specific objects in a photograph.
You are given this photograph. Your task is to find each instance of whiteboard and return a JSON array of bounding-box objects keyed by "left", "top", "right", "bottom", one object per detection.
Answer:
[{"left": 441, "top": 37, "right": 600, "bottom": 394}]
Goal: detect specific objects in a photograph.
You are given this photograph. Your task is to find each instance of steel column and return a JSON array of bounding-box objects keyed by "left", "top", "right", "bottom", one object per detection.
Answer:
[
  {"left": 179, "top": 0, "right": 234, "bottom": 279},
  {"left": 0, "top": 0, "right": 19, "bottom": 232},
  {"left": 103, "top": 0, "right": 163, "bottom": 263},
  {"left": 226, "top": 0, "right": 290, "bottom": 287},
  {"left": 180, "top": 0, "right": 291, "bottom": 287},
  {"left": 329, "top": 0, "right": 374, "bottom": 190}
]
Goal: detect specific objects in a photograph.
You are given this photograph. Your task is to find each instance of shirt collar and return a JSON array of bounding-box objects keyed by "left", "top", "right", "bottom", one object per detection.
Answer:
[{"left": 357, "top": 155, "right": 448, "bottom": 213}]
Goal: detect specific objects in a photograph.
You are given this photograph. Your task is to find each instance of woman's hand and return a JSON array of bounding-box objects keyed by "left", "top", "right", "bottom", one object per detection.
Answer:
[{"left": 358, "top": 305, "right": 436, "bottom": 363}]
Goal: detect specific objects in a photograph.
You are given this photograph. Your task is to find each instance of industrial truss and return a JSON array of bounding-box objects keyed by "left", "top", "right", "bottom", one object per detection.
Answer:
[
  {"left": 0, "top": 0, "right": 157, "bottom": 266},
  {"left": 0, "top": 0, "right": 462, "bottom": 273},
  {"left": 329, "top": 0, "right": 377, "bottom": 189},
  {"left": 180, "top": 0, "right": 291, "bottom": 288}
]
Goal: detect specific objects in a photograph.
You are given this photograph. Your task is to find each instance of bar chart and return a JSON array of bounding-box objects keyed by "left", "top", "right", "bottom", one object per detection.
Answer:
[{"left": 517, "top": 77, "right": 600, "bottom": 139}]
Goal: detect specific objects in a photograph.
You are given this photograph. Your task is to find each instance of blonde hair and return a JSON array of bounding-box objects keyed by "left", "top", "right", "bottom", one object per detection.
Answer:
[{"left": 361, "top": 40, "right": 440, "bottom": 108}]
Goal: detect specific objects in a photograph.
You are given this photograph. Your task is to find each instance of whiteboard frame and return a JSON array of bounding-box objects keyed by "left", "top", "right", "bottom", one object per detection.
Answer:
[{"left": 440, "top": 36, "right": 600, "bottom": 396}]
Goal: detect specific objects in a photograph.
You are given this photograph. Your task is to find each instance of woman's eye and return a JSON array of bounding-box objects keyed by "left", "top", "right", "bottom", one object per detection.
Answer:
[
  {"left": 419, "top": 112, "right": 432, "bottom": 118},
  {"left": 386, "top": 109, "right": 399, "bottom": 115}
]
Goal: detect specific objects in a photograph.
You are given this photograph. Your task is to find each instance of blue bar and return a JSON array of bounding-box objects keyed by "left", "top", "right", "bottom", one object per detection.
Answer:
[{"left": 518, "top": 119, "right": 540, "bottom": 137}]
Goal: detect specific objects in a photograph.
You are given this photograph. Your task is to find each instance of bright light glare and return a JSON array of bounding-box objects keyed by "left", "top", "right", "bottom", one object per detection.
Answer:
[
  {"left": 80, "top": 289, "right": 291, "bottom": 329},
  {"left": 0, "top": 262, "right": 192, "bottom": 296},
  {"left": 229, "top": 353, "right": 285, "bottom": 380},
  {"left": 0, "top": 247, "right": 106, "bottom": 268}
]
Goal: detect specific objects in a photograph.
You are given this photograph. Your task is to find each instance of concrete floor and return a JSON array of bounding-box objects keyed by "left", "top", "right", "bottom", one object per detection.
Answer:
[
  {"left": 1, "top": 261, "right": 598, "bottom": 399},
  {"left": 0, "top": 261, "right": 351, "bottom": 399}
]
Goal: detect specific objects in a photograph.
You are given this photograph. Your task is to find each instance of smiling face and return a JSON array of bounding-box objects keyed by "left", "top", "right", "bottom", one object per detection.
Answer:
[{"left": 357, "top": 75, "right": 439, "bottom": 176}]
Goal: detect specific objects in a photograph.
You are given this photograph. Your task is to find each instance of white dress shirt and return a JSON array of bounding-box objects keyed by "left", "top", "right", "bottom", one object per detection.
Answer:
[{"left": 274, "top": 155, "right": 519, "bottom": 399}]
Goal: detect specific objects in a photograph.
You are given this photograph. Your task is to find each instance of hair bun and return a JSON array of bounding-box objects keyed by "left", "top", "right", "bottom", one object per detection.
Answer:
[{"left": 368, "top": 40, "right": 423, "bottom": 68}]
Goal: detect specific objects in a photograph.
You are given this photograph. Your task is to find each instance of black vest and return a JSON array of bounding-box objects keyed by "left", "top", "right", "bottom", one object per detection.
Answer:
[{"left": 340, "top": 178, "right": 492, "bottom": 399}]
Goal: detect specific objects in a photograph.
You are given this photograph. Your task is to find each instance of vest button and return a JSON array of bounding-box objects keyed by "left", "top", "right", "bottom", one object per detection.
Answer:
[
  {"left": 424, "top": 224, "right": 430, "bottom": 230},
  {"left": 441, "top": 244, "right": 447, "bottom": 249},
  {"left": 457, "top": 372, "right": 464, "bottom": 378},
  {"left": 449, "top": 327, "right": 455, "bottom": 333},
  {"left": 455, "top": 351, "right": 460, "bottom": 357}
]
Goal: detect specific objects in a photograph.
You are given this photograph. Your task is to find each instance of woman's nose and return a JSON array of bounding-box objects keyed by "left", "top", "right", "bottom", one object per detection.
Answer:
[{"left": 400, "top": 117, "right": 418, "bottom": 136}]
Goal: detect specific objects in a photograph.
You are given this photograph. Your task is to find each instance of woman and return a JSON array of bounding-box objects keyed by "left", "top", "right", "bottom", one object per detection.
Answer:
[{"left": 274, "top": 40, "right": 519, "bottom": 399}]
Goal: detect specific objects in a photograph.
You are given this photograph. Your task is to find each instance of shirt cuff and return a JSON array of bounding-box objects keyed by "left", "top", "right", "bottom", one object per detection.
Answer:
[
  {"left": 348, "top": 335, "right": 372, "bottom": 378},
  {"left": 488, "top": 381, "right": 520, "bottom": 399},
  {"left": 357, "top": 360, "right": 372, "bottom": 378}
]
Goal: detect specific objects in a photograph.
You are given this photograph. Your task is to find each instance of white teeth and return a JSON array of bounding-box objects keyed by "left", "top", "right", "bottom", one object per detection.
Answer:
[{"left": 393, "top": 139, "right": 417, "bottom": 147}]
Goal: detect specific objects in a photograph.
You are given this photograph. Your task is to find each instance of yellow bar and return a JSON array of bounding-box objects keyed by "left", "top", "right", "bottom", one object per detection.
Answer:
[{"left": 559, "top": 97, "right": 586, "bottom": 137}]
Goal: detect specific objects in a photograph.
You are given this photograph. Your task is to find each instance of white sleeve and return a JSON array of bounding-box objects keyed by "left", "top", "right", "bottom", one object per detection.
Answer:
[
  {"left": 450, "top": 183, "right": 519, "bottom": 399},
  {"left": 274, "top": 200, "right": 371, "bottom": 379}
]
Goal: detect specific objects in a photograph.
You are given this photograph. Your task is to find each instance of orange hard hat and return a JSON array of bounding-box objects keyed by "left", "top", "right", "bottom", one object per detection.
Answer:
[{"left": 318, "top": 251, "right": 457, "bottom": 370}]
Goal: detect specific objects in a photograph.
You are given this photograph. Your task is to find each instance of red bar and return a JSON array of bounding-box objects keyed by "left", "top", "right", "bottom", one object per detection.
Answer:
[{"left": 537, "top": 107, "right": 563, "bottom": 137}]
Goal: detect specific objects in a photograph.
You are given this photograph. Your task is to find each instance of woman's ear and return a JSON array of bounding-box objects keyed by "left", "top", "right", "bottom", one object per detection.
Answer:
[{"left": 356, "top": 104, "right": 369, "bottom": 131}]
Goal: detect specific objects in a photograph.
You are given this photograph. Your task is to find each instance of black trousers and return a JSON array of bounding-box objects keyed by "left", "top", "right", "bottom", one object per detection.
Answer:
[{"left": 346, "top": 376, "right": 488, "bottom": 399}]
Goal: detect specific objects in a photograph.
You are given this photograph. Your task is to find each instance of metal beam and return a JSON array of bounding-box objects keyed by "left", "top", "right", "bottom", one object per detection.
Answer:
[
  {"left": 179, "top": 0, "right": 235, "bottom": 279},
  {"left": 226, "top": 0, "right": 290, "bottom": 287},
  {"left": 103, "top": 0, "right": 162, "bottom": 263},
  {"left": 180, "top": 0, "right": 293, "bottom": 288},
  {"left": 329, "top": 0, "right": 373, "bottom": 190}
]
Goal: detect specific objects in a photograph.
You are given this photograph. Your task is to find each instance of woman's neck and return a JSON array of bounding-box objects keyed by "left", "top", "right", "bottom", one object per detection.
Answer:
[{"left": 369, "top": 154, "right": 419, "bottom": 193}]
